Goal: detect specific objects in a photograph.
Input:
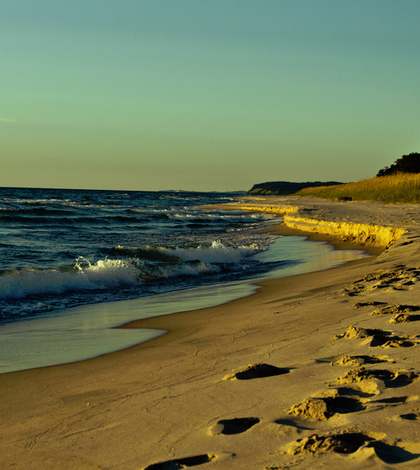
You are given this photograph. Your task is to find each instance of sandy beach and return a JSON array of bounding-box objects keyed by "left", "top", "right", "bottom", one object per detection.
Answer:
[{"left": 2, "top": 196, "right": 420, "bottom": 469}]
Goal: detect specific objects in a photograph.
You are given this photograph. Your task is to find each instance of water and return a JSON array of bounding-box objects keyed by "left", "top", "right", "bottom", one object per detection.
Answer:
[
  {"left": 0, "top": 187, "right": 280, "bottom": 323},
  {"left": 0, "top": 187, "right": 367, "bottom": 373}
]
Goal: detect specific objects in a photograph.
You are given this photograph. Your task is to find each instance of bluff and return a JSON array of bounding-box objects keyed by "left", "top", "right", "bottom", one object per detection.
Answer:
[{"left": 247, "top": 181, "right": 343, "bottom": 195}]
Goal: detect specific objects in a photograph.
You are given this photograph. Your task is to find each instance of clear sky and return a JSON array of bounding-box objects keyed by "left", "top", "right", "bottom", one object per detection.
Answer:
[{"left": 1, "top": 0, "right": 419, "bottom": 191}]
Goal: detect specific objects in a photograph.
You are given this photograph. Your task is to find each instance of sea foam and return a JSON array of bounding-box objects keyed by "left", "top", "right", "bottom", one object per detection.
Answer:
[
  {"left": 0, "top": 258, "right": 138, "bottom": 300},
  {"left": 0, "top": 241, "right": 256, "bottom": 300},
  {"left": 161, "top": 240, "right": 258, "bottom": 264}
]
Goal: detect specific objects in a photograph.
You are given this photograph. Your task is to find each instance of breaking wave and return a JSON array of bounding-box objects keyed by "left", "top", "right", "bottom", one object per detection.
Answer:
[
  {"left": 0, "top": 258, "right": 139, "bottom": 300},
  {"left": 0, "top": 241, "right": 259, "bottom": 301}
]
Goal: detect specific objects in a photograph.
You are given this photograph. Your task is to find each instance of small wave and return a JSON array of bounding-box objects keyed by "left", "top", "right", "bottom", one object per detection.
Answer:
[
  {"left": 169, "top": 212, "right": 262, "bottom": 222},
  {"left": 111, "top": 240, "right": 259, "bottom": 265},
  {"left": 110, "top": 246, "right": 182, "bottom": 262},
  {"left": 162, "top": 240, "right": 258, "bottom": 264},
  {"left": 0, "top": 242, "right": 250, "bottom": 302},
  {"left": 0, "top": 258, "right": 138, "bottom": 300}
]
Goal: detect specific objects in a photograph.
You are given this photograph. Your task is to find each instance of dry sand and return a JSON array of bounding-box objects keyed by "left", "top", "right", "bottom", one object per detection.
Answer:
[{"left": 2, "top": 196, "right": 420, "bottom": 469}]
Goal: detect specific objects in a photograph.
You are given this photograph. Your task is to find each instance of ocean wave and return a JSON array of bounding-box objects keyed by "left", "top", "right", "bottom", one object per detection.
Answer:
[
  {"left": 161, "top": 240, "right": 258, "bottom": 264},
  {"left": 110, "top": 246, "right": 182, "bottom": 262},
  {"left": 0, "top": 241, "right": 254, "bottom": 301},
  {"left": 0, "top": 188, "right": 276, "bottom": 321},
  {"left": 168, "top": 212, "right": 266, "bottom": 222},
  {"left": 111, "top": 240, "right": 260, "bottom": 265},
  {"left": 0, "top": 258, "right": 139, "bottom": 300}
]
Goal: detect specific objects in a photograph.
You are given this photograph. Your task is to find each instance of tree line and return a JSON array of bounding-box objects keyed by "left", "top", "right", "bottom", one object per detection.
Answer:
[{"left": 377, "top": 152, "right": 420, "bottom": 176}]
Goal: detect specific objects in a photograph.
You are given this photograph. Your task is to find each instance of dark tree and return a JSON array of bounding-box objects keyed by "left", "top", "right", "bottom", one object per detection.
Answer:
[{"left": 377, "top": 153, "right": 420, "bottom": 176}]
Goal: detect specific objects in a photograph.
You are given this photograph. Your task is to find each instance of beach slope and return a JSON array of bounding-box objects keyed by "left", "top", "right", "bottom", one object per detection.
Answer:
[{"left": 2, "top": 196, "right": 420, "bottom": 469}]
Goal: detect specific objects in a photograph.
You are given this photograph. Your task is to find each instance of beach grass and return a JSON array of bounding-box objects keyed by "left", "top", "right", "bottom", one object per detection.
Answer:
[{"left": 295, "top": 173, "right": 420, "bottom": 204}]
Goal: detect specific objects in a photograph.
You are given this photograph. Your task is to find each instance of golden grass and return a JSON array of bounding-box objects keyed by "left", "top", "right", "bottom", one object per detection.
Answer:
[{"left": 295, "top": 173, "right": 420, "bottom": 204}]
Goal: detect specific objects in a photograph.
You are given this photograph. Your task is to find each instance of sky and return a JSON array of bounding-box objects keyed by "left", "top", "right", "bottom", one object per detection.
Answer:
[{"left": 1, "top": 0, "right": 420, "bottom": 192}]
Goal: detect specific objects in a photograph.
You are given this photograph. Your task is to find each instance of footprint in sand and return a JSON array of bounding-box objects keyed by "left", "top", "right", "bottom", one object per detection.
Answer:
[
  {"left": 370, "top": 304, "right": 420, "bottom": 316},
  {"left": 333, "top": 325, "right": 387, "bottom": 340},
  {"left": 334, "top": 325, "right": 417, "bottom": 348},
  {"left": 285, "top": 365, "right": 417, "bottom": 422},
  {"left": 287, "top": 430, "right": 381, "bottom": 455},
  {"left": 286, "top": 430, "right": 420, "bottom": 464},
  {"left": 399, "top": 412, "right": 420, "bottom": 420},
  {"left": 142, "top": 454, "right": 217, "bottom": 469},
  {"left": 351, "top": 300, "right": 420, "bottom": 327},
  {"left": 288, "top": 391, "right": 365, "bottom": 421},
  {"left": 209, "top": 417, "right": 260, "bottom": 435},
  {"left": 343, "top": 267, "right": 420, "bottom": 296},
  {"left": 223, "top": 363, "right": 290, "bottom": 381},
  {"left": 336, "top": 367, "right": 419, "bottom": 388},
  {"left": 388, "top": 313, "right": 420, "bottom": 324},
  {"left": 331, "top": 354, "right": 393, "bottom": 366},
  {"left": 369, "top": 333, "right": 416, "bottom": 348}
]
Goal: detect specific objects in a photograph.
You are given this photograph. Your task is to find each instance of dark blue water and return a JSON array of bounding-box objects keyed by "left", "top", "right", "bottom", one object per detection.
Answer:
[{"left": 0, "top": 187, "right": 289, "bottom": 324}]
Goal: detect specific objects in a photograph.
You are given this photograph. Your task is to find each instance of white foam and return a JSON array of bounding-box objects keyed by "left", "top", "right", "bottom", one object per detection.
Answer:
[
  {"left": 160, "top": 240, "right": 258, "bottom": 264},
  {"left": 0, "top": 258, "right": 138, "bottom": 300},
  {"left": 0, "top": 242, "right": 262, "bottom": 301}
]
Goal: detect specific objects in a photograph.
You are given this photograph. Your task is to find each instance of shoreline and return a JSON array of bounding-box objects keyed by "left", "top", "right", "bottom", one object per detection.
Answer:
[
  {"left": 116, "top": 222, "right": 378, "bottom": 340},
  {"left": 2, "top": 197, "right": 420, "bottom": 469},
  {"left": 0, "top": 218, "right": 368, "bottom": 375}
]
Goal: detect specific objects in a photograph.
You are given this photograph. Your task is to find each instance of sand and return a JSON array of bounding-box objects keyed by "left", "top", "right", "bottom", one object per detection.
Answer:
[{"left": 2, "top": 196, "right": 420, "bottom": 469}]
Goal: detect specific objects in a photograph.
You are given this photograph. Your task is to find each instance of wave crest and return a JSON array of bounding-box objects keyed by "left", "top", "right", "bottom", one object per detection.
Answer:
[
  {"left": 0, "top": 258, "right": 138, "bottom": 300},
  {"left": 0, "top": 241, "right": 259, "bottom": 301},
  {"left": 162, "top": 240, "right": 257, "bottom": 264}
]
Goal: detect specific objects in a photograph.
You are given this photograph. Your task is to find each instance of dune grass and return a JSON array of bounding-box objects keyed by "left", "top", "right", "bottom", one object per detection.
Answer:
[{"left": 295, "top": 173, "right": 420, "bottom": 204}]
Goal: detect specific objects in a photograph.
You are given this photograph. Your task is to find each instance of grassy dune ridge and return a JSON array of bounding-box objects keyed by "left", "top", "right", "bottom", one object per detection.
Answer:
[{"left": 295, "top": 173, "right": 420, "bottom": 203}]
